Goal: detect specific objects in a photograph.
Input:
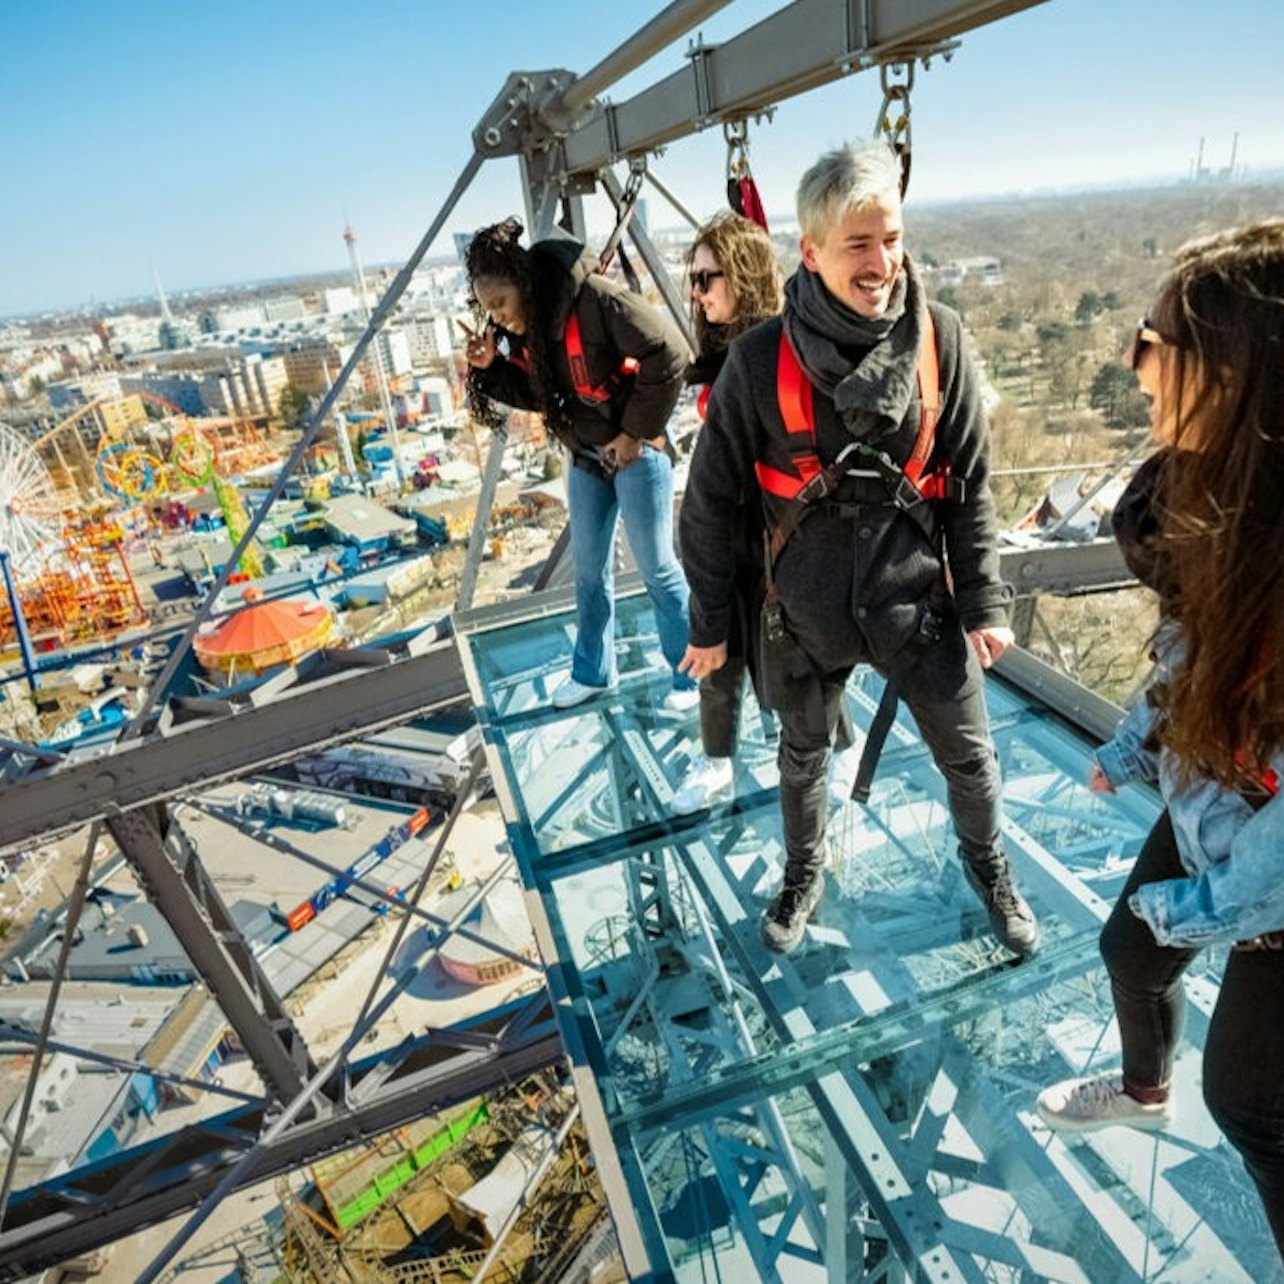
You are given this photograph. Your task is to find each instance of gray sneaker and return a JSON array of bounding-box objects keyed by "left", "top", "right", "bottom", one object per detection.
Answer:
[
  {"left": 963, "top": 860, "right": 1040, "bottom": 956},
  {"left": 1037, "top": 1073, "right": 1174, "bottom": 1134},
  {"left": 761, "top": 874, "right": 825, "bottom": 954}
]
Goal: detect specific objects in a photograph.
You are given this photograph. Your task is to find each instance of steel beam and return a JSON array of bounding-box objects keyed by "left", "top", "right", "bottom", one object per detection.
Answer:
[
  {"left": 105, "top": 805, "right": 315, "bottom": 1103},
  {"left": 552, "top": 0, "right": 735, "bottom": 119},
  {"left": 998, "top": 536, "right": 1132, "bottom": 598},
  {"left": 0, "top": 997, "right": 562, "bottom": 1281},
  {"left": 553, "top": 0, "right": 1045, "bottom": 175},
  {"left": 0, "top": 634, "right": 468, "bottom": 856}
]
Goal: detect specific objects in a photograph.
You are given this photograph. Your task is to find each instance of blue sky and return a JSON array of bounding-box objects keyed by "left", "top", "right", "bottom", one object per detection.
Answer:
[{"left": 3, "top": 0, "right": 1283, "bottom": 316}]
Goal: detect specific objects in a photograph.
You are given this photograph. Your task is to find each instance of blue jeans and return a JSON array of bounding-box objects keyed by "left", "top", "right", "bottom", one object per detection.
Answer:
[{"left": 566, "top": 446, "right": 695, "bottom": 691}]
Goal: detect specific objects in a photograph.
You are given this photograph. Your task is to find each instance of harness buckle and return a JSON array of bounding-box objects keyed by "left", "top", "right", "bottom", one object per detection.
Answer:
[
  {"left": 794, "top": 469, "right": 838, "bottom": 506},
  {"left": 892, "top": 474, "right": 926, "bottom": 512},
  {"left": 763, "top": 600, "right": 787, "bottom": 643}
]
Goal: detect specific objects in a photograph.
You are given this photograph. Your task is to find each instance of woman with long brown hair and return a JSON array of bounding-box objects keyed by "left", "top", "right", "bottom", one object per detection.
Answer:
[{"left": 1038, "top": 219, "right": 1284, "bottom": 1258}]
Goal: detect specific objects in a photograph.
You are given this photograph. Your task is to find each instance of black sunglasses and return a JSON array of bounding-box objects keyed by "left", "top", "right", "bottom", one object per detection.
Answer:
[
  {"left": 1127, "top": 317, "right": 1170, "bottom": 370},
  {"left": 689, "top": 268, "right": 725, "bottom": 293}
]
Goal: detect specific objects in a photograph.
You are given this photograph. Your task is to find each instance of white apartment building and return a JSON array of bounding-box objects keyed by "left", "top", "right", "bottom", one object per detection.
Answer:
[
  {"left": 323, "top": 286, "right": 359, "bottom": 316},
  {"left": 209, "top": 303, "right": 268, "bottom": 333},
  {"left": 199, "top": 353, "right": 289, "bottom": 418},
  {"left": 264, "top": 296, "right": 307, "bottom": 322},
  {"left": 105, "top": 314, "right": 164, "bottom": 356},
  {"left": 408, "top": 315, "right": 453, "bottom": 366}
]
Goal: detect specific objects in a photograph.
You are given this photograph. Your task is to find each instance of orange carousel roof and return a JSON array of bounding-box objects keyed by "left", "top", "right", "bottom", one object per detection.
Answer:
[{"left": 194, "top": 594, "right": 333, "bottom": 675}]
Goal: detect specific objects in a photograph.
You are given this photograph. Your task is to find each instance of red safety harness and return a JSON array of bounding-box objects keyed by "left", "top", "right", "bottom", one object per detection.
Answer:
[
  {"left": 564, "top": 312, "right": 639, "bottom": 404},
  {"left": 755, "top": 312, "right": 949, "bottom": 504},
  {"left": 756, "top": 312, "right": 962, "bottom": 565}
]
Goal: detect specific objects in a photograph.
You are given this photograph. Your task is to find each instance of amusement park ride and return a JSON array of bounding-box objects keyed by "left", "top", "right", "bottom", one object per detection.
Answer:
[
  {"left": 0, "top": 2, "right": 1268, "bottom": 1281},
  {"left": 0, "top": 396, "right": 277, "bottom": 693}
]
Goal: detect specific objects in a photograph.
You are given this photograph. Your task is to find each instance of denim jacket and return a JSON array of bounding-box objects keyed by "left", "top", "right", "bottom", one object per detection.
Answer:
[{"left": 1097, "top": 620, "right": 1284, "bottom": 948}]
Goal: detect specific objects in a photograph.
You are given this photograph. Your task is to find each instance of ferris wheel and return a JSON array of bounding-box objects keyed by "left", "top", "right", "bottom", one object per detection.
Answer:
[{"left": 0, "top": 422, "right": 64, "bottom": 578}]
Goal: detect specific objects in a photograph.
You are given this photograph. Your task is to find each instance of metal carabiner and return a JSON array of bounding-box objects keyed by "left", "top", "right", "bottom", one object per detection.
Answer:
[
  {"left": 874, "top": 61, "right": 913, "bottom": 196},
  {"left": 724, "top": 118, "right": 750, "bottom": 179}
]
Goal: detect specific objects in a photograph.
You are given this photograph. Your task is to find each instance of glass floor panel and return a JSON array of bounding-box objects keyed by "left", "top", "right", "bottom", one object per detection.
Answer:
[{"left": 455, "top": 586, "right": 1281, "bottom": 1282}]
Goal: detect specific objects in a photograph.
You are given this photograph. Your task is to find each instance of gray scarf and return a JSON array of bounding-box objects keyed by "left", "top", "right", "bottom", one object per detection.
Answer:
[{"left": 782, "top": 256, "right": 925, "bottom": 442}]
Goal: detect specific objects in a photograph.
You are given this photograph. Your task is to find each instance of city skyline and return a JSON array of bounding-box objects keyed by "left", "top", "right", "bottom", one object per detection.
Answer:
[{"left": 4, "top": 0, "right": 1284, "bottom": 317}]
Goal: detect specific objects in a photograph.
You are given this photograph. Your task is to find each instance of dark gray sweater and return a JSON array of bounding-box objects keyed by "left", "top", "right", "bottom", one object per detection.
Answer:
[{"left": 680, "top": 302, "right": 1012, "bottom": 669}]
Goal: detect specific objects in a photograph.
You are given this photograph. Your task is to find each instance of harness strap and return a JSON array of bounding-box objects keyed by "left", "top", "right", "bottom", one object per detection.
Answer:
[
  {"left": 850, "top": 679, "right": 900, "bottom": 804},
  {"left": 904, "top": 314, "right": 939, "bottom": 486},
  {"left": 757, "top": 315, "right": 943, "bottom": 501},
  {"left": 565, "top": 311, "right": 640, "bottom": 404}
]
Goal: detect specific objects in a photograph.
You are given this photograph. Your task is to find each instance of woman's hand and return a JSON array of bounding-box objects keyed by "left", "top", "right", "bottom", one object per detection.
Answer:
[
  {"left": 1087, "top": 761, "right": 1116, "bottom": 794},
  {"left": 604, "top": 432, "right": 643, "bottom": 470},
  {"left": 458, "top": 319, "right": 497, "bottom": 369}
]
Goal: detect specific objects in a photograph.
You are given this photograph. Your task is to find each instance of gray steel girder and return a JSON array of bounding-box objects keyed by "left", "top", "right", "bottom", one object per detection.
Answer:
[
  {"left": 105, "top": 805, "right": 315, "bottom": 1103},
  {"left": 0, "top": 997, "right": 563, "bottom": 1281},
  {"left": 476, "top": 0, "right": 1045, "bottom": 177},
  {"left": 0, "top": 633, "right": 469, "bottom": 856}
]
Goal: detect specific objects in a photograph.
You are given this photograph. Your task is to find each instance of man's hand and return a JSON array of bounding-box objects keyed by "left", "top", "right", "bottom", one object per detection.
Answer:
[
  {"left": 679, "top": 642, "right": 726, "bottom": 681},
  {"left": 604, "top": 432, "right": 643, "bottom": 470},
  {"left": 968, "top": 625, "right": 1014, "bottom": 670},
  {"left": 458, "top": 319, "right": 497, "bottom": 369}
]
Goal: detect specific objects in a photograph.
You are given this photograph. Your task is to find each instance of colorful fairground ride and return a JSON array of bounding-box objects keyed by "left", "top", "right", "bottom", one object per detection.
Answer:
[
  {"left": 44, "top": 391, "right": 274, "bottom": 572},
  {"left": 0, "top": 421, "right": 148, "bottom": 689},
  {"left": 2, "top": 396, "right": 280, "bottom": 689}
]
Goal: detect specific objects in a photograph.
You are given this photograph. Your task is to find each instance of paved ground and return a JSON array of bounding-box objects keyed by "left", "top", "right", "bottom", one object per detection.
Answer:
[{"left": 17, "top": 799, "right": 548, "bottom": 1283}]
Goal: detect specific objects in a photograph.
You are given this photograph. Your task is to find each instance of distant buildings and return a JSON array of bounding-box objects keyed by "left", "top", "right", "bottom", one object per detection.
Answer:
[
  {"left": 196, "top": 352, "right": 290, "bottom": 418},
  {"left": 410, "top": 314, "right": 454, "bottom": 365},
  {"left": 46, "top": 371, "right": 125, "bottom": 411},
  {"left": 935, "top": 256, "right": 1003, "bottom": 289}
]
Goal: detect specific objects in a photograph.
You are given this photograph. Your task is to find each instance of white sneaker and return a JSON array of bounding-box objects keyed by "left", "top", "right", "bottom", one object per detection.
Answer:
[
  {"left": 551, "top": 676, "right": 614, "bottom": 710},
  {"left": 661, "top": 686, "right": 701, "bottom": 714},
  {"left": 672, "top": 754, "right": 734, "bottom": 815},
  {"left": 1036, "top": 1073, "right": 1174, "bottom": 1134}
]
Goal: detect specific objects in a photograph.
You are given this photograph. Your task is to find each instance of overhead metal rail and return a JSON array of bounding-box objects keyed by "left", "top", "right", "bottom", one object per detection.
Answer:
[{"left": 474, "top": 0, "right": 1045, "bottom": 180}]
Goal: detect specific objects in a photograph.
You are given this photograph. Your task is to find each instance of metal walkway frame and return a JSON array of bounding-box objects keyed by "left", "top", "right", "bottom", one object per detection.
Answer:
[{"left": 451, "top": 584, "right": 1276, "bottom": 1282}]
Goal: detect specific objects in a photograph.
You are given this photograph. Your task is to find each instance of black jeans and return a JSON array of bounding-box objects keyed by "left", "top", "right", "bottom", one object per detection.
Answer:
[
  {"left": 1101, "top": 811, "right": 1284, "bottom": 1254},
  {"left": 700, "top": 653, "right": 749, "bottom": 759},
  {"left": 774, "top": 623, "right": 1003, "bottom": 879},
  {"left": 700, "top": 656, "right": 854, "bottom": 759}
]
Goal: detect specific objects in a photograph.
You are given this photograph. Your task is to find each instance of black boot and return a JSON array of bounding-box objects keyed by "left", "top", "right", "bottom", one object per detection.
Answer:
[
  {"left": 761, "top": 869, "right": 825, "bottom": 954},
  {"left": 962, "top": 857, "right": 1040, "bottom": 956}
]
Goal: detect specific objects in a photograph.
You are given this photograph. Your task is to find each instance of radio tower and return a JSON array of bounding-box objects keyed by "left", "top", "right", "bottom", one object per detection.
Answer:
[{"left": 344, "top": 220, "right": 406, "bottom": 487}]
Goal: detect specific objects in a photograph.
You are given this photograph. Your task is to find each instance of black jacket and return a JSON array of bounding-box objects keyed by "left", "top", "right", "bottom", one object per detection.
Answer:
[
  {"left": 680, "top": 302, "right": 1012, "bottom": 669},
  {"left": 473, "top": 238, "right": 687, "bottom": 452}
]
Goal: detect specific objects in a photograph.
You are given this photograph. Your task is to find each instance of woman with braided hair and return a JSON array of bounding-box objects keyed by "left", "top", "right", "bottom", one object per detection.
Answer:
[{"left": 463, "top": 218, "right": 697, "bottom": 711}]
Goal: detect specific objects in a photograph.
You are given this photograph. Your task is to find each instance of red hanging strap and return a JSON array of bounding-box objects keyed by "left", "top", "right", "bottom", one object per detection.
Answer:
[
  {"left": 726, "top": 119, "right": 769, "bottom": 232},
  {"left": 738, "top": 177, "right": 768, "bottom": 232},
  {"left": 565, "top": 312, "right": 638, "bottom": 404}
]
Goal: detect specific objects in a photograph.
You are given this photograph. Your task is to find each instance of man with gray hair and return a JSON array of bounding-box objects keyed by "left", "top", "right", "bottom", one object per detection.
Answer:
[{"left": 679, "top": 142, "right": 1039, "bottom": 957}]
